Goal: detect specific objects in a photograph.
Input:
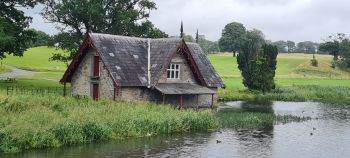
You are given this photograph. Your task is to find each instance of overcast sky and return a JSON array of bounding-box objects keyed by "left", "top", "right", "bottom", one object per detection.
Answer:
[{"left": 25, "top": 0, "right": 350, "bottom": 43}]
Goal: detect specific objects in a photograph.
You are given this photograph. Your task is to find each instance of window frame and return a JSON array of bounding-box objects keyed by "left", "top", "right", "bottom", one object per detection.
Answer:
[{"left": 167, "top": 63, "right": 180, "bottom": 79}]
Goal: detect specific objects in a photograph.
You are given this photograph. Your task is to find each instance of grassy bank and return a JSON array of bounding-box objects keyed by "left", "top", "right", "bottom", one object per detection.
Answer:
[
  {"left": 219, "top": 84, "right": 350, "bottom": 104},
  {"left": 0, "top": 94, "right": 218, "bottom": 153}
]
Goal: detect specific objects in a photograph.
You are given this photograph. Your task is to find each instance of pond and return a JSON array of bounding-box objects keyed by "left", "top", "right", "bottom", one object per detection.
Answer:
[{"left": 2, "top": 101, "right": 350, "bottom": 158}]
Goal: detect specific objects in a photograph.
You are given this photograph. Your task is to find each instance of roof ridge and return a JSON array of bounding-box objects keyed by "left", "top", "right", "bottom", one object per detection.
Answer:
[{"left": 89, "top": 33, "right": 181, "bottom": 41}]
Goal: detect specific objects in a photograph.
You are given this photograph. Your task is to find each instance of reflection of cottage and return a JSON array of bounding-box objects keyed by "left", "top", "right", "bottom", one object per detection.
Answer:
[{"left": 60, "top": 31, "right": 224, "bottom": 108}]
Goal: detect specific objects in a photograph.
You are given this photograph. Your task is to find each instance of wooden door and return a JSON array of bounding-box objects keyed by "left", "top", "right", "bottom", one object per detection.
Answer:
[
  {"left": 93, "top": 56, "right": 100, "bottom": 77},
  {"left": 92, "top": 84, "right": 99, "bottom": 100}
]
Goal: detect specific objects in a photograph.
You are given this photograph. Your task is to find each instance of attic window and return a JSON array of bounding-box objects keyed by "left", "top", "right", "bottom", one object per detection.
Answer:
[{"left": 167, "top": 64, "right": 180, "bottom": 79}]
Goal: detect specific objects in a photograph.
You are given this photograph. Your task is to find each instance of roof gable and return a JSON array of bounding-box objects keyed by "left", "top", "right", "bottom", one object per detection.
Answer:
[{"left": 61, "top": 33, "right": 224, "bottom": 88}]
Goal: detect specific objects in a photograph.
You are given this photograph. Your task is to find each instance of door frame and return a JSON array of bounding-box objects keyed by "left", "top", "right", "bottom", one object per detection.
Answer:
[{"left": 92, "top": 83, "right": 99, "bottom": 100}]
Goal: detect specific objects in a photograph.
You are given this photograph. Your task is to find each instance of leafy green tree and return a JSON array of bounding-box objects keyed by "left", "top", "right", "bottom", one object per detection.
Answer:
[
  {"left": 286, "top": 40, "right": 295, "bottom": 53},
  {"left": 183, "top": 34, "right": 195, "bottom": 42},
  {"left": 272, "top": 40, "right": 287, "bottom": 53},
  {"left": 0, "top": 0, "right": 42, "bottom": 59},
  {"left": 338, "top": 38, "right": 350, "bottom": 69},
  {"left": 318, "top": 34, "right": 347, "bottom": 60},
  {"left": 42, "top": 0, "right": 168, "bottom": 63},
  {"left": 198, "top": 35, "right": 220, "bottom": 53},
  {"left": 296, "top": 41, "right": 318, "bottom": 54},
  {"left": 319, "top": 41, "right": 340, "bottom": 60},
  {"left": 237, "top": 30, "right": 278, "bottom": 92},
  {"left": 219, "top": 22, "right": 246, "bottom": 57},
  {"left": 29, "top": 29, "right": 51, "bottom": 47}
]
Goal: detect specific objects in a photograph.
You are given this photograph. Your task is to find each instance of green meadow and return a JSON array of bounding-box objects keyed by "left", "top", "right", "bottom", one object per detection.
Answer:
[
  {"left": 1, "top": 47, "right": 350, "bottom": 100},
  {"left": 1, "top": 47, "right": 66, "bottom": 72},
  {"left": 208, "top": 53, "right": 350, "bottom": 103},
  {"left": 1, "top": 48, "right": 349, "bottom": 153}
]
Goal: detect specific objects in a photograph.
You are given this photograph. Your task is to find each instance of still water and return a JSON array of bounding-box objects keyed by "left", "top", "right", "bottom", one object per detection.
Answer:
[{"left": 3, "top": 101, "right": 350, "bottom": 158}]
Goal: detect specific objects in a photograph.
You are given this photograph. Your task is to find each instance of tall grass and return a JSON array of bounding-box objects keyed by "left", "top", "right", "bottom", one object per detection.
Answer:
[
  {"left": 216, "top": 112, "right": 312, "bottom": 129},
  {"left": 0, "top": 94, "right": 218, "bottom": 153},
  {"left": 219, "top": 85, "right": 350, "bottom": 104}
]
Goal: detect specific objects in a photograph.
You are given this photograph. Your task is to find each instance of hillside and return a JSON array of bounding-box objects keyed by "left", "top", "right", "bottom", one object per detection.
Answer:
[{"left": 1, "top": 47, "right": 350, "bottom": 89}]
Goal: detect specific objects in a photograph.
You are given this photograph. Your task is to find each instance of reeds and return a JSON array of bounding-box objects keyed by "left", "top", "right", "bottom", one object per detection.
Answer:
[
  {"left": 218, "top": 85, "right": 350, "bottom": 104},
  {"left": 0, "top": 94, "right": 218, "bottom": 153}
]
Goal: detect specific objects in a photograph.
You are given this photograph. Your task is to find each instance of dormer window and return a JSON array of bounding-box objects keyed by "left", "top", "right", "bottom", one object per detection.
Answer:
[{"left": 167, "top": 63, "right": 180, "bottom": 79}]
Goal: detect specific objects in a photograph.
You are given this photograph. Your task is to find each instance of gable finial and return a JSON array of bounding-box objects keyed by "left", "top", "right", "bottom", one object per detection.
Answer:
[
  {"left": 196, "top": 29, "right": 199, "bottom": 43},
  {"left": 88, "top": 16, "right": 93, "bottom": 33},
  {"left": 180, "top": 21, "right": 184, "bottom": 38}
]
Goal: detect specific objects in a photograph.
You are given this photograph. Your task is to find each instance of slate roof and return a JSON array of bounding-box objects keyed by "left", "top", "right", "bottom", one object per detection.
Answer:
[
  {"left": 186, "top": 43, "right": 224, "bottom": 88},
  {"left": 87, "top": 33, "right": 224, "bottom": 88},
  {"left": 155, "top": 83, "right": 216, "bottom": 94}
]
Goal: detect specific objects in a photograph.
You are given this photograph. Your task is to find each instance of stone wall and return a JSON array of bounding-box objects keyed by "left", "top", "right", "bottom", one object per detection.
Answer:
[
  {"left": 70, "top": 48, "right": 218, "bottom": 108},
  {"left": 119, "top": 87, "right": 161, "bottom": 103},
  {"left": 158, "top": 52, "right": 198, "bottom": 84},
  {"left": 71, "top": 49, "right": 93, "bottom": 96},
  {"left": 98, "top": 62, "right": 115, "bottom": 99},
  {"left": 163, "top": 88, "right": 218, "bottom": 108},
  {"left": 71, "top": 48, "right": 115, "bottom": 100}
]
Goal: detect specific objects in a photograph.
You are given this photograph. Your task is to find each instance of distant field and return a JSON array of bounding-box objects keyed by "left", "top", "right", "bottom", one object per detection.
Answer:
[
  {"left": 1, "top": 47, "right": 67, "bottom": 72},
  {"left": 222, "top": 78, "right": 350, "bottom": 90},
  {"left": 208, "top": 53, "right": 350, "bottom": 79},
  {"left": 1, "top": 48, "right": 350, "bottom": 89}
]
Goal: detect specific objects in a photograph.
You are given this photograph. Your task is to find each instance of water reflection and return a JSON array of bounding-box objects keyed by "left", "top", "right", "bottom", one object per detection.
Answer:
[{"left": 2, "top": 101, "right": 350, "bottom": 158}]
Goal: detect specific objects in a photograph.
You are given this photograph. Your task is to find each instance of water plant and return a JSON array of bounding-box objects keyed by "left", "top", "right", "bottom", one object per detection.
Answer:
[{"left": 0, "top": 94, "right": 218, "bottom": 153}]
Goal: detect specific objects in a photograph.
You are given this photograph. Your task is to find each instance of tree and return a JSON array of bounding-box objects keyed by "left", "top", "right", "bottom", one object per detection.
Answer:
[
  {"left": 219, "top": 22, "right": 246, "bottom": 57},
  {"left": 286, "top": 40, "right": 295, "bottom": 53},
  {"left": 296, "top": 41, "right": 318, "bottom": 54},
  {"left": 237, "top": 30, "right": 278, "bottom": 92},
  {"left": 272, "top": 40, "right": 287, "bottom": 53},
  {"left": 318, "top": 34, "right": 347, "bottom": 60},
  {"left": 198, "top": 35, "right": 220, "bottom": 54},
  {"left": 338, "top": 38, "right": 350, "bottom": 69},
  {"left": 29, "top": 29, "right": 51, "bottom": 47},
  {"left": 0, "top": 0, "right": 42, "bottom": 59},
  {"left": 41, "top": 0, "right": 168, "bottom": 63},
  {"left": 183, "top": 34, "right": 195, "bottom": 42}
]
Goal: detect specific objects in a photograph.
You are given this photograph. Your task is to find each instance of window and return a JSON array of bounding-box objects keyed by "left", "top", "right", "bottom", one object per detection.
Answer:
[{"left": 167, "top": 63, "right": 180, "bottom": 79}]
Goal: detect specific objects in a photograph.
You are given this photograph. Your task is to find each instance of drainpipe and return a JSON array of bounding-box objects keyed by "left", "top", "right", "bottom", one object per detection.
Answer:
[{"left": 147, "top": 38, "right": 151, "bottom": 88}]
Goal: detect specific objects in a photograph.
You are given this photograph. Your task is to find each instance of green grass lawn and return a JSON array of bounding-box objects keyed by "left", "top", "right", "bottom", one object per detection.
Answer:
[
  {"left": 208, "top": 53, "right": 350, "bottom": 79},
  {"left": 1, "top": 47, "right": 67, "bottom": 72},
  {"left": 0, "top": 80, "right": 62, "bottom": 88}
]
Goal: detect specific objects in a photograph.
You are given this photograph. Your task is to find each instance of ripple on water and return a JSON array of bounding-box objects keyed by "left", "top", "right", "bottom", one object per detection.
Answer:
[{"left": 1, "top": 101, "right": 350, "bottom": 158}]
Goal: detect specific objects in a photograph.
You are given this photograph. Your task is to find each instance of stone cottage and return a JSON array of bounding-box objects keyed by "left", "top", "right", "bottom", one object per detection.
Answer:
[{"left": 60, "top": 32, "right": 225, "bottom": 108}]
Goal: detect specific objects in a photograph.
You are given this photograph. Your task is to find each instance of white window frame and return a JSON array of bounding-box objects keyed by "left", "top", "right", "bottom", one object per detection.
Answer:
[{"left": 167, "top": 63, "right": 180, "bottom": 79}]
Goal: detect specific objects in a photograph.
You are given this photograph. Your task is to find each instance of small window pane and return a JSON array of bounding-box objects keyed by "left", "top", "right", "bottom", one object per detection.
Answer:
[
  {"left": 176, "top": 64, "right": 179, "bottom": 69},
  {"left": 167, "top": 71, "right": 170, "bottom": 78},
  {"left": 172, "top": 64, "right": 175, "bottom": 69},
  {"left": 175, "top": 71, "right": 179, "bottom": 78},
  {"left": 171, "top": 71, "right": 174, "bottom": 78}
]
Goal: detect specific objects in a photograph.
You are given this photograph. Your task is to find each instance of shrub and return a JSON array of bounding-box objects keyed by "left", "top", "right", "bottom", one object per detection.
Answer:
[{"left": 310, "top": 54, "right": 318, "bottom": 67}]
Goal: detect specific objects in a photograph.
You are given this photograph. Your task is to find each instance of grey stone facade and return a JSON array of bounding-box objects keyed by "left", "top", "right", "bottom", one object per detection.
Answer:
[{"left": 70, "top": 49, "right": 217, "bottom": 107}]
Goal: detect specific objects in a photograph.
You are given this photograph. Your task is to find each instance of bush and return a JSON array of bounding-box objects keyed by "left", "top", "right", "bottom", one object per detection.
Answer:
[{"left": 310, "top": 54, "right": 318, "bottom": 67}]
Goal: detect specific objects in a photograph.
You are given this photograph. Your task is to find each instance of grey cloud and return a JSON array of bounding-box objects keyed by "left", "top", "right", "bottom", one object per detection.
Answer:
[{"left": 24, "top": 0, "right": 350, "bottom": 43}]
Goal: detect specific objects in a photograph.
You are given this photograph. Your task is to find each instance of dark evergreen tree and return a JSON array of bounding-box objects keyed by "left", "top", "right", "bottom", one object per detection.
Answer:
[{"left": 237, "top": 40, "right": 278, "bottom": 92}]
